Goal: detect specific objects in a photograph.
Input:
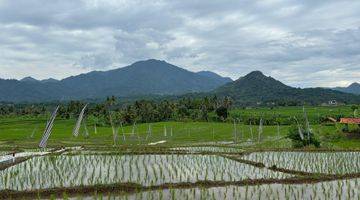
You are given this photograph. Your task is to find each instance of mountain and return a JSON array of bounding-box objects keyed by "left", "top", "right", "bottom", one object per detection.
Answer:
[
  {"left": 214, "top": 71, "right": 360, "bottom": 105},
  {"left": 20, "top": 77, "right": 59, "bottom": 83},
  {"left": 196, "top": 71, "right": 232, "bottom": 84},
  {"left": 20, "top": 76, "right": 39, "bottom": 82},
  {"left": 41, "top": 78, "right": 59, "bottom": 83},
  {"left": 0, "top": 59, "right": 230, "bottom": 102},
  {"left": 333, "top": 82, "right": 360, "bottom": 95}
]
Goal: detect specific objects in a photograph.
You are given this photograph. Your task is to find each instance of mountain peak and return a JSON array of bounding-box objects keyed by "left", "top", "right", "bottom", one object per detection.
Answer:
[
  {"left": 244, "top": 71, "right": 265, "bottom": 78},
  {"left": 349, "top": 82, "right": 360, "bottom": 87},
  {"left": 41, "top": 78, "right": 59, "bottom": 83},
  {"left": 132, "top": 59, "right": 167, "bottom": 66},
  {"left": 332, "top": 82, "right": 360, "bottom": 95},
  {"left": 20, "top": 76, "right": 38, "bottom": 82},
  {"left": 215, "top": 71, "right": 360, "bottom": 105}
]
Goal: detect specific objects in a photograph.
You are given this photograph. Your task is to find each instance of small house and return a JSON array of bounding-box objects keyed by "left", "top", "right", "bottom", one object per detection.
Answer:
[
  {"left": 340, "top": 118, "right": 360, "bottom": 132},
  {"left": 340, "top": 118, "right": 360, "bottom": 124}
]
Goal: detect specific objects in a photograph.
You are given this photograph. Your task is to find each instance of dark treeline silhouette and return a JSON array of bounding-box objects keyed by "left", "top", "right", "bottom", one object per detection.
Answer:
[{"left": 0, "top": 96, "right": 232, "bottom": 126}]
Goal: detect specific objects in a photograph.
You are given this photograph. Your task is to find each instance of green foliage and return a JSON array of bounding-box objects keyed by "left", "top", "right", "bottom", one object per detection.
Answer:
[
  {"left": 215, "top": 106, "right": 228, "bottom": 121},
  {"left": 354, "top": 109, "right": 359, "bottom": 118},
  {"left": 351, "top": 105, "right": 359, "bottom": 111},
  {"left": 287, "top": 125, "right": 320, "bottom": 148},
  {"left": 229, "top": 106, "right": 353, "bottom": 125}
]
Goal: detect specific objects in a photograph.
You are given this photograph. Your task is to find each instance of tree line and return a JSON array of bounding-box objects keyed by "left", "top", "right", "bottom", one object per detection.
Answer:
[{"left": 0, "top": 96, "right": 233, "bottom": 125}]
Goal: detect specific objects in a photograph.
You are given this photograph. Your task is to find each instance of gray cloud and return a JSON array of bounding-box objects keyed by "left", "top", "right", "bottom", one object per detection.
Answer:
[{"left": 0, "top": 0, "right": 359, "bottom": 87}]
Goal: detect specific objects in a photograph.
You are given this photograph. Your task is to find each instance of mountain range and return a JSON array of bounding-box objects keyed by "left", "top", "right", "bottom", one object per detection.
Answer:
[
  {"left": 0, "top": 59, "right": 231, "bottom": 102},
  {"left": 332, "top": 82, "right": 360, "bottom": 95},
  {"left": 0, "top": 59, "right": 359, "bottom": 104}
]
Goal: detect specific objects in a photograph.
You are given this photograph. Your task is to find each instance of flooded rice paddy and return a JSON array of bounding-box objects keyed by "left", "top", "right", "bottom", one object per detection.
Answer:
[
  {"left": 1, "top": 148, "right": 360, "bottom": 199},
  {"left": 0, "top": 154, "right": 290, "bottom": 190},
  {"left": 76, "top": 178, "right": 360, "bottom": 200},
  {"left": 242, "top": 151, "right": 360, "bottom": 174}
]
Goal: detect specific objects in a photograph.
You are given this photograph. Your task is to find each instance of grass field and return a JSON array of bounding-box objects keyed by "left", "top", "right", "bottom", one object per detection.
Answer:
[
  {"left": 0, "top": 117, "right": 347, "bottom": 149},
  {"left": 0, "top": 106, "right": 358, "bottom": 150},
  {"left": 230, "top": 105, "right": 354, "bottom": 118}
]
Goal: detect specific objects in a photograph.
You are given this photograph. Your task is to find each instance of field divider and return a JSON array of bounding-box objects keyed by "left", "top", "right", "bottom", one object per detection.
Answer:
[
  {"left": 266, "top": 165, "right": 330, "bottom": 177},
  {"left": 0, "top": 147, "right": 68, "bottom": 171},
  {"left": 242, "top": 148, "right": 360, "bottom": 153},
  {"left": 3, "top": 175, "right": 360, "bottom": 199},
  {"left": 221, "top": 155, "right": 265, "bottom": 168},
  {"left": 221, "top": 154, "right": 327, "bottom": 177},
  {"left": 221, "top": 154, "right": 360, "bottom": 179},
  {"left": 0, "top": 156, "right": 31, "bottom": 171},
  {"left": 64, "top": 150, "right": 245, "bottom": 156}
]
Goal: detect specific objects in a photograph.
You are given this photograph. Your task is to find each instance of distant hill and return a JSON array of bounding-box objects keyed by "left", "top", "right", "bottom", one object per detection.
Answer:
[
  {"left": 0, "top": 59, "right": 230, "bottom": 102},
  {"left": 333, "top": 82, "right": 360, "bottom": 95},
  {"left": 196, "top": 71, "right": 232, "bottom": 84},
  {"left": 20, "top": 76, "right": 38, "bottom": 83},
  {"left": 213, "top": 71, "right": 360, "bottom": 105},
  {"left": 20, "top": 77, "right": 59, "bottom": 84},
  {"left": 41, "top": 78, "right": 59, "bottom": 83}
]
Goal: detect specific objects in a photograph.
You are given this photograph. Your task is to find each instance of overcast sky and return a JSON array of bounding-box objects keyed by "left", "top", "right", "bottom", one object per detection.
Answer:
[{"left": 0, "top": 0, "right": 359, "bottom": 87}]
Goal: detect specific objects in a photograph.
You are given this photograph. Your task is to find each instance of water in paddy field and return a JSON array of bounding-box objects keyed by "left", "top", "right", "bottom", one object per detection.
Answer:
[
  {"left": 0, "top": 154, "right": 291, "bottom": 191},
  {"left": 0, "top": 151, "right": 51, "bottom": 163},
  {"left": 2, "top": 150, "right": 360, "bottom": 199},
  {"left": 170, "top": 146, "right": 244, "bottom": 153},
  {"left": 242, "top": 151, "right": 360, "bottom": 174},
  {"left": 72, "top": 179, "right": 360, "bottom": 200}
]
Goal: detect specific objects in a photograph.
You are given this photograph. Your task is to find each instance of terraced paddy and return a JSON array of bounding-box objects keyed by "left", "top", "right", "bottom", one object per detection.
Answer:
[
  {"left": 0, "top": 154, "right": 291, "bottom": 191},
  {"left": 0, "top": 147, "right": 360, "bottom": 200},
  {"left": 242, "top": 151, "right": 360, "bottom": 174},
  {"left": 76, "top": 178, "right": 360, "bottom": 200},
  {"left": 0, "top": 107, "right": 359, "bottom": 199}
]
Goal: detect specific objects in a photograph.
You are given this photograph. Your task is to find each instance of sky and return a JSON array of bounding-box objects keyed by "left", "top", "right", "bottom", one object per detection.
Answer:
[{"left": 0, "top": 0, "right": 359, "bottom": 88}]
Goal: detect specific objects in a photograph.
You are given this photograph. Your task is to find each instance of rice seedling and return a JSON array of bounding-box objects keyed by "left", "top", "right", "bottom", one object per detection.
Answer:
[
  {"left": 243, "top": 151, "right": 360, "bottom": 174},
  {"left": 170, "top": 146, "right": 244, "bottom": 153},
  {"left": 0, "top": 154, "right": 291, "bottom": 191},
  {"left": 73, "top": 178, "right": 360, "bottom": 200}
]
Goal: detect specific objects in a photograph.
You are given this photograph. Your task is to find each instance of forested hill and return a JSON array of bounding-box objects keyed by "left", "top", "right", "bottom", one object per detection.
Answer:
[
  {"left": 333, "top": 82, "right": 360, "bottom": 95},
  {"left": 213, "top": 71, "right": 360, "bottom": 105},
  {"left": 0, "top": 59, "right": 231, "bottom": 102}
]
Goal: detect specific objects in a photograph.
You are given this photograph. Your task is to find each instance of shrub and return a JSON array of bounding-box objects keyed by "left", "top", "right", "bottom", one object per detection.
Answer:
[
  {"left": 286, "top": 125, "right": 320, "bottom": 148},
  {"left": 216, "top": 106, "right": 228, "bottom": 121}
]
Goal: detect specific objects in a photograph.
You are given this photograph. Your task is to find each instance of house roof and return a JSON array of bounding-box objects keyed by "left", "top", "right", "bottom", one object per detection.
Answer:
[{"left": 340, "top": 118, "right": 360, "bottom": 124}]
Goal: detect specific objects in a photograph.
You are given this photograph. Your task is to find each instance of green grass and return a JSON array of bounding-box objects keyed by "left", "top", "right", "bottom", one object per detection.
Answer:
[
  {"left": 0, "top": 105, "right": 358, "bottom": 150},
  {"left": 230, "top": 105, "right": 353, "bottom": 117},
  {"left": 0, "top": 117, "right": 356, "bottom": 150},
  {"left": 229, "top": 105, "right": 355, "bottom": 124},
  {"left": 0, "top": 118, "right": 288, "bottom": 147}
]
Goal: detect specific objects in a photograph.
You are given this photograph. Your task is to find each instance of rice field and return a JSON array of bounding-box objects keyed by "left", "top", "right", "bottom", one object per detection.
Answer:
[
  {"left": 0, "top": 154, "right": 291, "bottom": 191},
  {"left": 170, "top": 146, "right": 244, "bottom": 153},
  {"left": 78, "top": 178, "right": 360, "bottom": 200},
  {"left": 242, "top": 152, "right": 360, "bottom": 174},
  {"left": 0, "top": 106, "right": 359, "bottom": 199},
  {"left": 2, "top": 149, "right": 360, "bottom": 199}
]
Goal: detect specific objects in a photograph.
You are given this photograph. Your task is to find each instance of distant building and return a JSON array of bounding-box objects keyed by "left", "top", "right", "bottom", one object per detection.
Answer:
[
  {"left": 328, "top": 100, "right": 337, "bottom": 105},
  {"left": 340, "top": 118, "right": 360, "bottom": 132},
  {"left": 340, "top": 118, "right": 360, "bottom": 124},
  {"left": 321, "top": 100, "right": 338, "bottom": 106}
]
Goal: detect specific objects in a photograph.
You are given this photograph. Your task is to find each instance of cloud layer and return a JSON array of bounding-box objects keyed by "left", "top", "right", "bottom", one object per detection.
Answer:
[{"left": 0, "top": 0, "right": 359, "bottom": 87}]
